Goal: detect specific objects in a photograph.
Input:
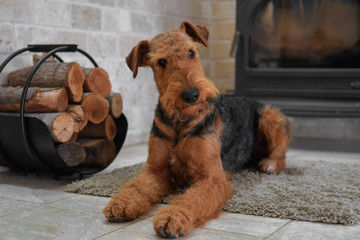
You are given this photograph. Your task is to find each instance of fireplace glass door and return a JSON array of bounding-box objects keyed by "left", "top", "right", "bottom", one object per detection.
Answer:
[
  {"left": 249, "top": 0, "right": 360, "bottom": 69},
  {"left": 235, "top": 0, "right": 360, "bottom": 116}
]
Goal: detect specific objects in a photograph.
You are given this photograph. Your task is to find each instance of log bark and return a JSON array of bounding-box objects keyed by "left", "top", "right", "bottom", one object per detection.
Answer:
[
  {"left": 81, "top": 93, "right": 109, "bottom": 124},
  {"left": 79, "top": 115, "right": 116, "bottom": 140},
  {"left": 29, "top": 112, "right": 75, "bottom": 143},
  {"left": 7, "top": 62, "right": 85, "bottom": 102},
  {"left": 57, "top": 142, "right": 86, "bottom": 167},
  {"left": 0, "top": 87, "right": 68, "bottom": 112},
  {"left": 107, "top": 92, "right": 123, "bottom": 118},
  {"left": 83, "top": 68, "right": 111, "bottom": 98},
  {"left": 67, "top": 105, "right": 88, "bottom": 133},
  {"left": 78, "top": 139, "right": 116, "bottom": 167},
  {"left": 32, "top": 53, "right": 56, "bottom": 65}
]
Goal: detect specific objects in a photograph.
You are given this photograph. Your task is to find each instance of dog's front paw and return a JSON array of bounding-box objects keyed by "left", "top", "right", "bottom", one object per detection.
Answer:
[
  {"left": 258, "top": 157, "right": 285, "bottom": 174},
  {"left": 103, "top": 198, "right": 135, "bottom": 223},
  {"left": 153, "top": 207, "right": 191, "bottom": 238}
]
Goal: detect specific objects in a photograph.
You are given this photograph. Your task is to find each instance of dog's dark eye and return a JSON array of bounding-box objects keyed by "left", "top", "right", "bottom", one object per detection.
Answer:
[
  {"left": 158, "top": 59, "right": 167, "bottom": 68},
  {"left": 188, "top": 49, "right": 195, "bottom": 59}
]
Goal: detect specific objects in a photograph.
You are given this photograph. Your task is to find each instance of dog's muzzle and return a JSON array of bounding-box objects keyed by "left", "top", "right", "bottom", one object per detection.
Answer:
[{"left": 181, "top": 88, "right": 200, "bottom": 104}]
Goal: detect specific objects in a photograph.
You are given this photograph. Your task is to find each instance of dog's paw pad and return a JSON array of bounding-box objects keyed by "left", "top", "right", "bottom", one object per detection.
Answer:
[
  {"left": 106, "top": 215, "right": 133, "bottom": 223},
  {"left": 157, "top": 226, "right": 181, "bottom": 238}
]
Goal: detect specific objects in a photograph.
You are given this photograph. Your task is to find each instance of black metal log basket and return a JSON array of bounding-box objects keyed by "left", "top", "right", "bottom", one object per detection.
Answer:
[{"left": 0, "top": 44, "right": 127, "bottom": 176}]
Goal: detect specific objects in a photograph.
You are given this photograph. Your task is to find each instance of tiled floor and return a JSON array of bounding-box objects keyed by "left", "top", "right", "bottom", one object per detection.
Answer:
[{"left": 1, "top": 139, "right": 360, "bottom": 240}]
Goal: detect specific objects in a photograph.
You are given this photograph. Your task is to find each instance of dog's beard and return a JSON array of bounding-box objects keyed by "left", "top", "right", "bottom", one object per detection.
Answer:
[{"left": 159, "top": 74, "right": 219, "bottom": 121}]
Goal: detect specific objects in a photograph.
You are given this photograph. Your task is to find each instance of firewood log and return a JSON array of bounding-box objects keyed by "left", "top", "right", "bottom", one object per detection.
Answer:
[
  {"left": 107, "top": 92, "right": 123, "bottom": 118},
  {"left": 0, "top": 87, "right": 68, "bottom": 112},
  {"left": 32, "top": 112, "right": 75, "bottom": 143},
  {"left": 7, "top": 62, "right": 85, "bottom": 102},
  {"left": 79, "top": 115, "right": 116, "bottom": 140},
  {"left": 0, "top": 112, "right": 75, "bottom": 143},
  {"left": 32, "top": 53, "right": 56, "bottom": 65},
  {"left": 68, "top": 132, "right": 78, "bottom": 142},
  {"left": 81, "top": 93, "right": 109, "bottom": 124},
  {"left": 82, "top": 68, "right": 111, "bottom": 98},
  {"left": 57, "top": 142, "right": 86, "bottom": 167},
  {"left": 67, "top": 105, "right": 88, "bottom": 133},
  {"left": 77, "top": 139, "right": 116, "bottom": 167}
]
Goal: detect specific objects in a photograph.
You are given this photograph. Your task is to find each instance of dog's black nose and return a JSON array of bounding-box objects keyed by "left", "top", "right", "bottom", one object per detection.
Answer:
[{"left": 181, "top": 88, "right": 200, "bottom": 104}]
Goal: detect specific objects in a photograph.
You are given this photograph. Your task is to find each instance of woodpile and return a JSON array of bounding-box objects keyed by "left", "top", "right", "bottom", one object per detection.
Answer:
[{"left": 1, "top": 58, "right": 123, "bottom": 168}]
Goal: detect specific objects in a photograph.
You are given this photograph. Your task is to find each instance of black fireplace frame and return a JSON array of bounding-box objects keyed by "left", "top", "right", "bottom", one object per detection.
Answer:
[{"left": 235, "top": 0, "right": 360, "bottom": 117}]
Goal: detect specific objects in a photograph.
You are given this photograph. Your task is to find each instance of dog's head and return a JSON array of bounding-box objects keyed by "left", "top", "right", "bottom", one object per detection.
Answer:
[{"left": 126, "top": 21, "right": 219, "bottom": 116}]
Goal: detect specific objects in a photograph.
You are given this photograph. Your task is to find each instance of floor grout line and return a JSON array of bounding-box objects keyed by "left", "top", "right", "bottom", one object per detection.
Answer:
[
  {"left": 264, "top": 220, "right": 293, "bottom": 240},
  {"left": 92, "top": 215, "right": 154, "bottom": 239},
  {"left": 201, "top": 226, "right": 267, "bottom": 239}
]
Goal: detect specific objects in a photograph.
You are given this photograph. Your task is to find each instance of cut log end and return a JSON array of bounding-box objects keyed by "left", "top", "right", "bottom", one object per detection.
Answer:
[
  {"left": 67, "top": 105, "right": 88, "bottom": 133},
  {"left": 104, "top": 116, "right": 117, "bottom": 140},
  {"left": 78, "top": 139, "right": 116, "bottom": 167},
  {"left": 79, "top": 115, "right": 116, "bottom": 140},
  {"left": 51, "top": 113, "right": 75, "bottom": 142},
  {"left": 57, "top": 142, "right": 86, "bottom": 167},
  {"left": 83, "top": 68, "right": 111, "bottom": 98},
  {"left": 81, "top": 93, "right": 109, "bottom": 124},
  {"left": 108, "top": 92, "right": 123, "bottom": 118}
]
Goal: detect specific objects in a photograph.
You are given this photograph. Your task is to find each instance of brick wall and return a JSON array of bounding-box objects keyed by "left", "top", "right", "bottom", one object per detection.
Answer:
[
  {"left": 209, "top": 0, "right": 236, "bottom": 94},
  {"left": 0, "top": 0, "right": 217, "bottom": 146}
]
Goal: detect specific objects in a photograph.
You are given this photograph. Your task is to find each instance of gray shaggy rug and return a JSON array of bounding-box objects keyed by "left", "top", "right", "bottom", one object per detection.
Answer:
[{"left": 64, "top": 159, "right": 360, "bottom": 226}]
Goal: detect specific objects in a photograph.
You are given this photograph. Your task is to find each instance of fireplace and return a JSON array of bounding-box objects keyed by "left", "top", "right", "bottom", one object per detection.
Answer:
[{"left": 234, "top": 0, "right": 360, "bottom": 117}]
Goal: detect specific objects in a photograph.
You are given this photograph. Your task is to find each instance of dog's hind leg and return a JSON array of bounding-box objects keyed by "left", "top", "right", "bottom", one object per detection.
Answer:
[{"left": 255, "top": 106, "right": 292, "bottom": 174}]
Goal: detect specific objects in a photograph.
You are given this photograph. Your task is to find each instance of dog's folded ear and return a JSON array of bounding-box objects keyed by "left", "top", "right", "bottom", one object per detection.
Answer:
[
  {"left": 179, "top": 21, "right": 209, "bottom": 47},
  {"left": 126, "top": 40, "right": 150, "bottom": 78}
]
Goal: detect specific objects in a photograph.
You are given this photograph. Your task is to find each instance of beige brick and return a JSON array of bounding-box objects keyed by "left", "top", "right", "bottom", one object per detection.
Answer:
[
  {"left": 102, "top": 8, "right": 131, "bottom": 33},
  {"left": 52, "top": 30, "right": 87, "bottom": 50},
  {"left": 0, "top": 23, "right": 13, "bottom": 53},
  {"left": 151, "top": 15, "right": 180, "bottom": 34},
  {"left": 89, "top": 33, "right": 118, "bottom": 58},
  {"left": 198, "top": 45, "right": 210, "bottom": 59},
  {"left": 89, "top": 0, "right": 115, "bottom": 6},
  {"left": 33, "top": 0, "right": 71, "bottom": 27},
  {"left": 14, "top": 26, "right": 51, "bottom": 49},
  {"left": 211, "top": 21, "right": 235, "bottom": 40},
  {"left": 212, "top": 0, "right": 235, "bottom": 2},
  {"left": 212, "top": 60, "right": 235, "bottom": 78},
  {"left": 201, "top": 59, "right": 211, "bottom": 78},
  {"left": 119, "top": 35, "right": 144, "bottom": 58},
  {"left": 14, "top": 25, "right": 87, "bottom": 52},
  {"left": 213, "top": 77, "right": 235, "bottom": 94},
  {"left": 117, "top": 0, "right": 158, "bottom": 11},
  {"left": 200, "top": 1, "right": 212, "bottom": 18},
  {"left": 129, "top": 12, "right": 154, "bottom": 35},
  {"left": 210, "top": 40, "right": 233, "bottom": 59},
  {"left": 71, "top": 5, "right": 101, "bottom": 30},
  {"left": 0, "top": 0, "right": 32, "bottom": 22},
  {"left": 158, "top": 0, "right": 197, "bottom": 17},
  {"left": 212, "top": 2, "right": 236, "bottom": 20}
]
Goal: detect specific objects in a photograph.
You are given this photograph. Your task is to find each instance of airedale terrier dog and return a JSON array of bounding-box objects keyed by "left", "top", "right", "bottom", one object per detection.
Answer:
[{"left": 103, "top": 21, "right": 291, "bottom": 238}]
